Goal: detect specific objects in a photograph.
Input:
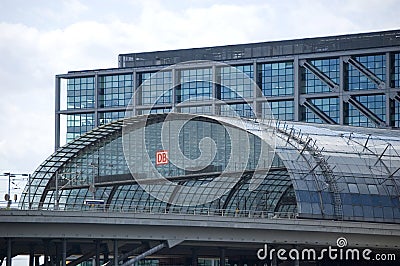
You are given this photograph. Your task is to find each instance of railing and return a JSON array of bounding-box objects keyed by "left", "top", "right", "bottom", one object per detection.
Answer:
[{"left": 13, "top": 203, "right": 298, "bottom": 220}]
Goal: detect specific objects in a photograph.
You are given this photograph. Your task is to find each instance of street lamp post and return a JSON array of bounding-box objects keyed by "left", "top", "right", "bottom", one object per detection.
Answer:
[
  {"left": 3, "top": 173, "right": 15, "bottom": 208},
  {"left": 22, "top": 174, "right": 31, "bottom": 210},
  {"left": 3, "top": 172, "right": 32, "bottom": 209}
]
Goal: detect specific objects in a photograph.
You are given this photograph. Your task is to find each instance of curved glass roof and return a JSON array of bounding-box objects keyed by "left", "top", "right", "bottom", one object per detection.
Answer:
[{"left": 20, "top": 114, "right": 400, "bottom": 223}]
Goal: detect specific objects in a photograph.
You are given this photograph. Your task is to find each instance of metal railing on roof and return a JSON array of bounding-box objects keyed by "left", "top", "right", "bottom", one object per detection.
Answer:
[{"left": 14, "top": 202, "right": 298, "bottom": 220}]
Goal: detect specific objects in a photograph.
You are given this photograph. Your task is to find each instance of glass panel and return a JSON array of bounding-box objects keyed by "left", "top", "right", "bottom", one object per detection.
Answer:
[
  {"left": 264, "top": 100, "right": 294, "bottom": 121},
  {"left": 98, "top": 74, "right": 133, "bottom": 108},
  {"left": 347, "top": 54, "right": 386, "bottom": 91},
  {"left": 180, "top": 105, "right": 212, "bottom": 115},
  {"left": 177, "top": 68, "right": 212, "bottom": 102},
  {"left": 302, "top": 97, "right": 339, "bottom": 124},
  {"left": 220, "top": 103, "right": 255, "bottom": 118},
  {"left": 138, "top": 71, "right": 172, "bottom": 105},
  {"left": 348, "top": 183, "right": 359, "bottom": 193},
  {"left": 67, "top": 77, "right": 95, "bottom": 109},
  {"left": 260, "top": 62, "right": 294, "bottom": 96},
  {"left": 345, "top": 94, "right": 385, "bottom": 127},
  {"left": 220, "top": 64, "right": 253, "bottom": 100},
  {"left": 302, "top": 58, "right": 339, "bottom": 94},
  {"left": 66, "top": 113, "right": 95, "bottom": 142},
  {"left": 99, "top": 111, "right": 125, "bottom": 126}
]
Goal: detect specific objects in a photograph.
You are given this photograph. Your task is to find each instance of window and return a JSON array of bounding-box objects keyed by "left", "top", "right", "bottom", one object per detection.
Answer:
[
  {"left": 346, "top": 54, "right": 386, "bottom": 90},
  {"left": 301, "top": 58, "right": 339, "bottom": 94},
  {"left": 179, "top": 105, "right": 212, "bottom": 115},
  {"left": 220, "top": 103, "right": 255, "bottom": 118},
  {"left": 265, "top": 101, "right": 294, "bottom": 121},
  {"left": 99, "top": 74, "right": 133, "bottom": 108},
  {"left": 66, "top": 113, "right": 95, "bottom": 142},
  {"left": 345, "top": 94, "right": 385, "bottom": 127},
  {"left": 138, "top": 71, "right": 172, "bottom": 105},
  {"left": 348, "top": 184, "right": 359, "bottom": 194},
  {"left": 99, "top": 111, "right": 125, "bottom": 126},
  {"left": 141, "top": 108, "right": 171, "bottom": 115},
  {"left": 260, "top": 62, "right": 294, "bottom": 96},
  {"left": 177, "top": 68, "right": 212, "bottom": 102},
  {"left": 219, "top": 65, "right": 253, "bottom": 100},
  {"left": 302, "top": 97, "right": 339, "bottom": 124},
  {"left": 368, "top": 184, "right": 379, "bottom": 195},
  {"left": 67, "top": 77, "right": 95, "bottom": 109}
]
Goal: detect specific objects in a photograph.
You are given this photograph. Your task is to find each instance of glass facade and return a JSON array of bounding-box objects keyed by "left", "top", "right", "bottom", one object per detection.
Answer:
[
  {"left": 177, "top": 68, "right": 212, "bottom": 102},
  {"left": 302, "top": 97, "right": 339, "bottom": 124},
  {"left": 57, "top": 33, "right": 400, "bottom": 147},
  {"left": 345, "top": 94, "right": 385, "bottom": 127},
  {"left": 141, "top": 107, "right": 171, "bottom": 115},
  {"left": 98, "top": 74, "right": 133, "bottom": 108},
  {"left": 59, "top": 51, "right": 400, "bottom": 144},
  {"left": 67, "top": 77, "right": 95, "bottom": 109},
  {"left": 22, "top": 114, "right": 400, "bottom": 223},
  {"left": 219, "top": 64, "right": 253, "bottom": 99},
  {"left": 66, "top": 113, "right": 95, "bottom": 142},
  {"left": 260, "top": 62, "right": 294, "bottom": 96},
  {"left": 127, "top": 117, "right": 262, "bottom": 178},
  {"left": 138, "top": 71, "right": 172, "bottom": 105},
  {"left": 302, "top": 58, "right": 339, "bottom": 94},
  {"left": 179, "top": 105, "right": 212, "bottom": 115},
  {"left": 347, "top": 54, "right": 386, "bottom": 90},
  {"left": 265, "top": 101, "right": 294, "bottom": 121},
  {"left": 220, "top": 103, "right": 255, "bottom": 118},
  {"left": 99, "top": 111, "right": 125, "bottom": 126}
]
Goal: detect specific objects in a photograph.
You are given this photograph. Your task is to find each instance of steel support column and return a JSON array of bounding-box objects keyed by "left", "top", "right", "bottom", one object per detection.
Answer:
[
  {"left": 386, "top": 52, "right": 392, "bottom": 126},
  {"left": 339, "top": 56, "right": 345, "bottom": 125},
  {"left": 114, "top": 240, "right": 118, "bottom": 266},
  {"left": 6, "top": 238, "right": 11, "bottom": 266},
  {"left": 121, "top": 243, "right": 166, "bottom": 266},
  {"left": 220, "top": 248, "right": 226, "bottom": 266},
  {"left": 62, "top": 239, "right": 67, "bottom": 266},
  {"left": 94, "top": 73, "right": 99, "bottom": 129},
  {"left": 294, "top": 56, "right": 300, "bottom": 121},
  {"left": 191, "top": 248, "right": 198, "bottom": 266},
  {"left": 55, "top": 76, "right": 61, "bottom": 150},
  {"left": 29, "top": 246, "right": 34, "bottom": 266},
  {"left": 95, "top": 240, "right": 101, "bottom": 266}
]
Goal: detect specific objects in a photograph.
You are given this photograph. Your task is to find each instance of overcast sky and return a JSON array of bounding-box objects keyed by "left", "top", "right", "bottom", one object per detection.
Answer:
[{"left": 0, "top": 0, "right": 399, "bottom": 197}]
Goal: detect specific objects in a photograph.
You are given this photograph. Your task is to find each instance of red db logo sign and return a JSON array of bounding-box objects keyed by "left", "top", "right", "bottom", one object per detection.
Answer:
[{"left": 156, "top": 150, "right": 168, "bottom": 166}]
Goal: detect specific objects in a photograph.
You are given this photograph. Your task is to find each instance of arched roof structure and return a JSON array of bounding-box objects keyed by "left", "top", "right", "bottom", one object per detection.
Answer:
[{"left": 20, "top": 114, "right": 400, "bottom": 223}]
